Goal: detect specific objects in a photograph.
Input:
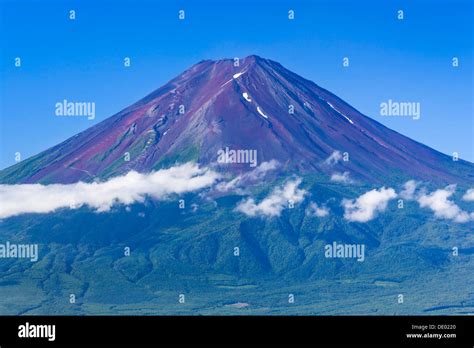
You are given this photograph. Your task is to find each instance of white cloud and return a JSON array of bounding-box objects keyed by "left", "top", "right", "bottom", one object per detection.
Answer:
[
  {"left": 235, "top": 178, "right": 306, "bottom": 217},
  {"left": 324, "top": 151, "right": 342, "bottom": 165},
  {"left": 306, "top": 202, "right": 329, "bottom": 217},
  {"left": 342, "top": 187, "right": 397, "bottom": 222},
  {"left": 249, "top": 159, "right": 279, "bottom": 177},
  {"left": 462, "top": 188, "right": 474, "bottom": 202},
  {"left": 330, "top": 171, "right": 352, "bottom": 183},
  {"left": 418, "top": 185, "right": 473, "bottom": 223},
  {"left": 0, "top": 163, "right": 220, "bottom": 219},
  {"left": 399, "top": 180, "right": 419, "bottom": 200},
  {"left": 216, "top": 160, "right": 279, "bottom": 192}
]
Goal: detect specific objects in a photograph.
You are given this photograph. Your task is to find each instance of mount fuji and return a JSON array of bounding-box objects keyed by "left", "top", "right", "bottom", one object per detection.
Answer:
[
  {"left": 0, "top": 56, "right": 473, "bottom": 315},
  {"left": 0, "top": 55, "right": 472, "bottom": 185}
]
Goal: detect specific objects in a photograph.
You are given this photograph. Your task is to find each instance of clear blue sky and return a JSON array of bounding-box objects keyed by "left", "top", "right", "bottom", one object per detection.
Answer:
[{"left": 0, "top": 0, "right": 472, "bottom": 169}]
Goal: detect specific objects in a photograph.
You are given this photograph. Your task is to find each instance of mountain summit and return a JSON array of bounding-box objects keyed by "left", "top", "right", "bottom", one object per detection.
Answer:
[{"left": 1, "top": 55, "right": 472, "bottom": 184}]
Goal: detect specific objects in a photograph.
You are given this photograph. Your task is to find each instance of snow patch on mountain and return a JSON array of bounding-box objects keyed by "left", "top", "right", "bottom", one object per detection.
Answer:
[
  {"left": 221, "top": 70, "right": 247, "bottom": 88},
  {"left": 233, "top": 71, "right": 246, "bottom": 79},
  {"left": 327, "top": 101, "right": 354, "bottom": 125},
  {"left": 257, "top": 106, "right": 269, "bottom": 119},
  {"left": 242, "top": 92, "right": 252, "bottom": 102}
]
